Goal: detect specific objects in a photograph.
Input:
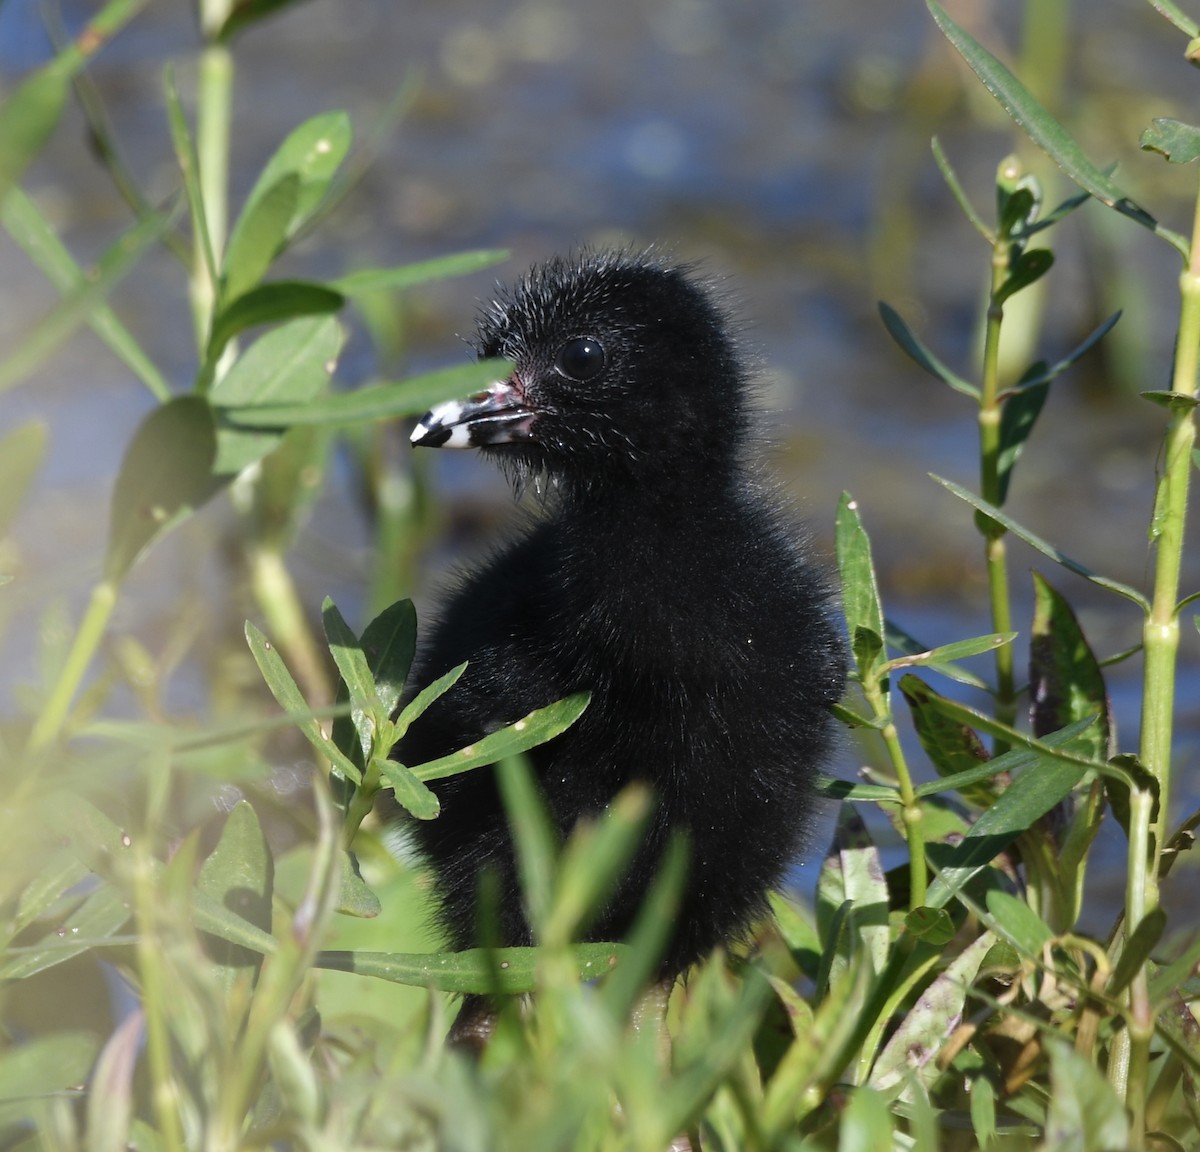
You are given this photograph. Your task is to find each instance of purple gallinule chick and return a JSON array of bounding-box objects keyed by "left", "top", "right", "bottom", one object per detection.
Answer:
[{"left": 399, "top": 250, "right": 846, "bottom": 1042}]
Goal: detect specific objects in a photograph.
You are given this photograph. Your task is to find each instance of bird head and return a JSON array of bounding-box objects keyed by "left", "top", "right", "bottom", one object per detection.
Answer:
[{"left": 411, "top": 250, "right": 749, "bottom": 492}]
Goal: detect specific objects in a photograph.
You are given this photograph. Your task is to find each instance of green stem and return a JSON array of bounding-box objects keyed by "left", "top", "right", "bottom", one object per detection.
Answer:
[
  {"left": 26, "top": 579, "right": 117, "bottom": 753},
  {"left": 1120, "top": 166, "right": 1200, "bottom": 1141},
  {"left": 863, "top": 680, "right": 927, "bottom": 907},
  {"left": 979, "top": 237, "right": 1016, "bottom": 750},
  {"left": 190, "top": 3, "right": 234, "bottom": 357}
]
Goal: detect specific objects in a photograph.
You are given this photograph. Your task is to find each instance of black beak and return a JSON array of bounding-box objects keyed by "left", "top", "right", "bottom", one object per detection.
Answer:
[{"left": 410, "top": 378, "right": 535, "bottom": 449}]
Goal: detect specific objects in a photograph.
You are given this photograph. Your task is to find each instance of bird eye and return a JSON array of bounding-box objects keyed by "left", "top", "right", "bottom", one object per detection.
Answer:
[{"left": 554, "top": 337, "right": 606, "bottom": 382}]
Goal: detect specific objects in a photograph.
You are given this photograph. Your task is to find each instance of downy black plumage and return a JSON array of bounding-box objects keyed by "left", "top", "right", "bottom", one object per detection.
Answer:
[{"left": 398, "top": 250, "right": 846, "bottom": 1030}]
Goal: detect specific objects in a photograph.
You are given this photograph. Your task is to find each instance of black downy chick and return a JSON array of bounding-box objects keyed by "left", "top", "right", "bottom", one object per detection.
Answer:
[{"left": 400, "top": 250, "right": 846, "bottom": 1040}]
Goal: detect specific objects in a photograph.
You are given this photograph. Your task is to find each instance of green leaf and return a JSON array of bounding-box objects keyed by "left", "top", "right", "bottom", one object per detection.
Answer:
[
  {"left": 0, "top": 59, "right": 71, "bottom": 204},
  {"left": 0, "top": 884, "right": 131, "bottom": 980},
  {"left": 814, "top": 773, "right": 898, "bottom": 803},
  {"left": 332, "top": 249, "right": 510, "bottom": 295},
  {"left": 219, "top": 0, "right": 319, "bottom": 42},
  {"left": 1030, "top": 571, "right": 1112, "bottom": 760},
  {"left": 244, "top": 620, "right": 363, "bottom": 785},
  {"left": 376, "top": 756, "right": 440, "bottom": 821},
  {"left": 104, "top": 396, "right": 219, "bottom": 583},
  {"left": 1140, "top": 118, "right": 1200, "bottom": 164},
  {"left": 870, "top": 930, "right": 994, "bottom": 1093},
  {"left": 222, "top": 111, "right": 352, "bottom": 299},
  {"left": 0, "top": 205, "right": 179, "bottom": 394},
  {"left": 904, "top": 905, "right": 956, "bottom": 945},
  {"left": 0, "top": 1033, "right": 98, "bottom": 1124},
  {"left": 840, "top": 1086, "right": 895, "bottom": 1144},
  {"left": 205, "top": 281, "right": 344, "bottom": 372},
  {"left": 1002, "top": 311, "right": 1121, "bottom": 394},
  {"left": 836, "top": 493, "right": 886, "bottom": 680},
  {"left": 996, "top": 380, "right": 1048, "bottom": 504},
  {"left": 314, "top": 942, "right": 624, "bottom": 994},
  {"left": 211, "top": 315, "right": 343, "bottom": 476},
  {"left": 984, "top": 890, "right": 1053, "bottom": 955},
  {"left": 884, "top": 619, "right": 990, "bottom": 689},
  {"left": 900, "top": 674, "right": 997, "bottom": 807},
  {"left": 0, "top": 421, "right": 46, "bottom": 539},
  {"left": 358, "top": 598, "right": 419, "bottom": 718},
  {"left": 1107, "top": 908, "right": 1167, "bottom": 997},
  {"left": 931, "top": 474, "right": 1150, "bottom": 610},
  {"left": 877, "top": 302, "right": 979, "bottom": 398},
  {"left": 196, "top": 801, "right": 274, "bottom": 983},
  {"left": 886, "top": 631, "right": 1015, "bottom": 672},
  {"left": 221, "top": 358, "right": 513, "bottom": 428},
  {"left": 410, "top": 693, "right": 590, "bottom": 782},
  {"left": 926, "top": 0, "right": 1188, "bottom": 257},
  {"left": 1, "top": 188, "right": 171, "bottom": 400},
  {"left": 163, "top": 64, "right": 217, "bottom": 290},
  {"left": 1141, "top": 389, "right": 1200, "bottom": 412},
  {"left": 322, "top": 597, "right": 378, "bottom": 725},
  {"left": 1147, "top": 0, "right": 1199, "bottom": 36},
  {"left": 395, "top": 661, "right": 467, "bottom": 737},
  {"left": 816, "top": 806, "right": 889, "bottom": 991},
  {"left": 931, "top": 136, "right": 992, "bottom": 240},
  {"left": 994, "top": 248, "right": 1054, "bottom": 306},
  {"left": 337, "top": 851, "right": 381, "bottom": 918},
  {"left": 496, "top": 755, "right": 559, "bottom": 933},
  {"left": 1044, "top": 1040, "right": 1130, "bottom": 1151}
]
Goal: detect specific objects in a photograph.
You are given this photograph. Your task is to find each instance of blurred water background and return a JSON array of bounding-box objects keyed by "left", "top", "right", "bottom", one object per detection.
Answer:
[{"left": 2, "top": 0, "right": 1199, "bottom": 930}]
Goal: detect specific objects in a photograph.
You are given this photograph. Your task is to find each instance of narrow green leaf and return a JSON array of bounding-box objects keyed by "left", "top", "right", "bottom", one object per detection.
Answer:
[
  {"left": 994, "top": 248, "right": 1054, "bottom": 306},
  {"left": 1141, "top": 118, "right": 1200, "bottom": 164},
  {"left": 1147, "top": 0, "right": 1199, "bottom": 36},
  {"left": 376, "top": 756, "right": 440, "bottom": 820},
  {"left": 205, "top": 281, "right": 344, "bottom": 372},
  {"left": 333, "top": 249, "right": 510, "bottom": 295},
  {"left": 877, "top": 302, "right": 979, "bottom": 398},
  {"left": 104, "top": 396, "right": 219, "bottom": 583},
  {"left": 885, "top": 619, "right": 990, "bottom": 689},
  {"left": 222, "top": 111, "right": 352, "bottom": 299},
  {"left": 814, "top": 774, "right": 899, "bottom": 803},
  {"left": 314, "top": 942, "right": 623, "bottom": 993},
  {"left": 244, "top": 620, "right": 362, "bottom": 784},
  {"left": 931, "top": 474, "right": 1150, "bottom": 610},
  {"left": 1002, "top": 312, "right": 1121, "bottom": 395},
  {"left": 900, "top": 674, "right": 997, "bottom": 806},
  {"left": 0, "top": 205, "right": 179, "bottom": 394},
  {"left": 886, "top": 631, "right": 1015, "bottom": 672},
  {"left": 984, "top": 890, "right": 1053, "bottom": 955},
  {"left": 0, "top": 422, "right": 46, "bottom": 539},
  {"left": 996, "top": 380, "right": 1049, "bottom": 504},
  {"left": 870, "top": 930, "right": 994, "bottom": 1092},
  {"left": 840, "top": 1086, "right": 895, "bottom": 1143},
  {"left": 163, "top": 64, "right": 217, "bottom": 289},
  {"left": 0, "top": 884, "right": 130, "bottom": 979},
  {"left": 931, "top": 136, "right": 992, "bottom": 240},
  {"left": 1021, "top": 185, "right": 1093, "bottom": 238},
  {"left": 1108, "top": 908, "right": 1167, "bottom": 997},
  {"left": 496, "top": 755, "right": 558, "bottom": 933},
  {"left": 926, "top": 0, "right": 1188, "bottom": 257},
  {"left": 1141, "top": 389, "right": 1200, "bottom": 411},
  {"left": 1, "top": 188, "right": 171, "bottom": 399},
  {"left": 1045, "top": 1040, "right": 1130, "bottom": 1151},
  {"left": 337, "top": 851, "right": 381, "bottom": 918},
  {"left": 222, "top": 358, "right": 513, "bottom": 427},
  {"left": 836, "top": 493, "right": 886, "bottom": 680},
  {"left": 395, "top": 661, "right": 467, "bottom": 736},
  {"left": 0, "top": 1032, "right": 98, "bottom": 1113},
  {"left": 816, "top": 806, "right": 889, "bottom": 989},
  {"left": 321, "top": 598, "right": 377, "bottom": 719},
  {"left": 1030, "top": 571, "right": 1112, "bottom": 761},
  {"left": 358, "top": 598, "right": 419, "bottom": 717},
  {"left": 210, "top": 315, "right": 343, "bottom": 476},
  {"left": 410, "top": 693, "right": 590, "bottom": 782},
  {"left": 0, "top": 59, "right": 72, "bottom": 204},
  {"left": 196, "top": 801, "right": 274, "bottom": 982}
]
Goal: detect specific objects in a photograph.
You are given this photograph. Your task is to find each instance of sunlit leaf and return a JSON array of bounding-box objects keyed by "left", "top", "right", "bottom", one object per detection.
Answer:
[
  {"left": 410, "top": 693, "right": 590, "bottom": 782},
  {"left": 332, "top": 249, "right": 510, "bottom": 295},
  {"left": 314, "top": 942, "right": 624, "bottom": 993},
  {"left": 836, "top": 493, "right": 886, "bottom": 680},
  {"left": 376, "top": 757, "right": 440, "bottom": 821},
  {"left": 205, "top": 281, "right": 344, "bottom": 371},
  {"left": 1141, "top": 117, "right": 1200, "bottom": 164},
  {"left": 927, "top": 0, "right": 1188, "bottom": 256}
]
